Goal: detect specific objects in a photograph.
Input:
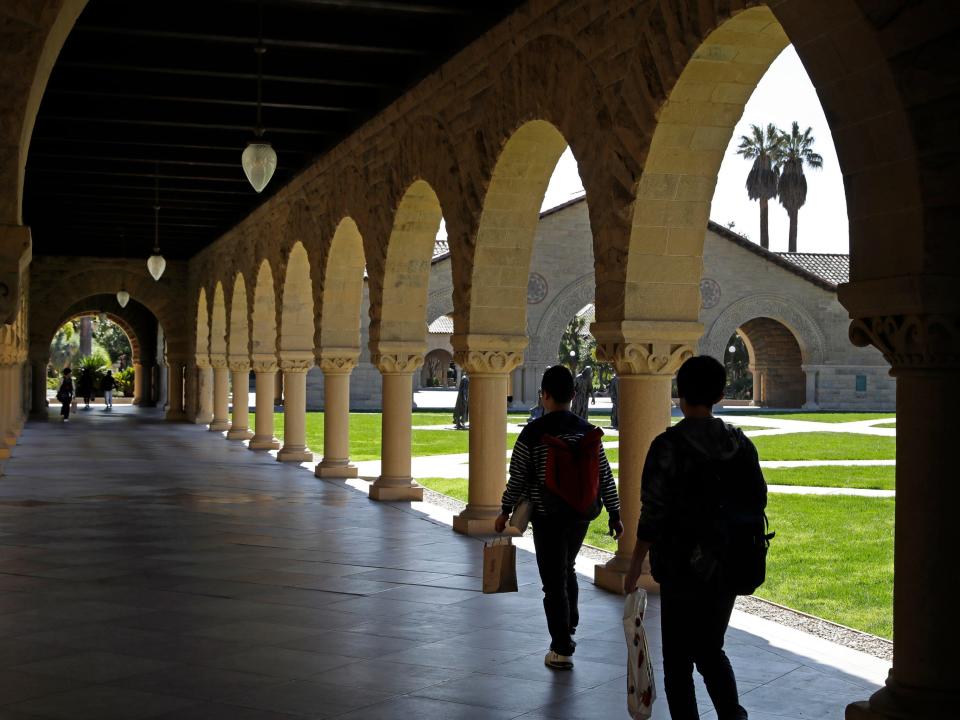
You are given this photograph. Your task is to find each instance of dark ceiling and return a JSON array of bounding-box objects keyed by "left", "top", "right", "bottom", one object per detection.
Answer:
[{"left": 24, "top": 0, "right": 524, "bottom": 259}]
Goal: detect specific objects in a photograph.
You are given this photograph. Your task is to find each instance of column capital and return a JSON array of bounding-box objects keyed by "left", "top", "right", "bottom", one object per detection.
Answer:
[
  {"left": 371, "top": 341, "right": 425, "bottom": 375},
  {"left": 849, "top": 313, "right": 960, "bottom": 375},
  {"left": 279, "top": 357, "right": 314, "bottom": 373},
  {"left": 210, "top": 357, "right": 229, "bottom": 370},
  {"left": 194, "top": 356, "right": 211, "bottom": 369},
  {"left": 317, "top": 349, "right": 358, "bottom": 374},
  {"left": 451, "top": 333, "right": 526, "bottom": 376},
  {"left": 251, "top": 358, "right": 279, "bottom": 374},
  {"left": 591, "top": 320, "right": 700, "bottom": 376},
  {"left": 228, "top": 359, "right": 250, "bottom": 373}
]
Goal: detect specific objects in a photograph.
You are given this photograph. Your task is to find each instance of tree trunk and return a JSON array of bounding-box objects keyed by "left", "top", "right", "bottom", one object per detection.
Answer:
[
  {"left": 788, "top": 208, "right": 798, "bottom": 252},
  {"left": 79, "top": 317, "right": 93, "bottom": 357},
  {"left": 759, "top": 197, "right": 770, "bottom": 249}
]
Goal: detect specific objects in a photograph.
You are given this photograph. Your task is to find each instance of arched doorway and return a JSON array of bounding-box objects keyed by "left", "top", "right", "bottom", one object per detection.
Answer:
[{"left": 731, "top": 317, "right": 805, "bottom": 408}]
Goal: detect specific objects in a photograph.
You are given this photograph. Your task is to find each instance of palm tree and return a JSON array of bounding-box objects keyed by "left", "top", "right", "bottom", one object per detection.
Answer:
[
  {"left": 776, "top": 121, "right": 823, "bottom": 252},
  {"left": 736, "top": 123, "right": 781, "bottom": 249}
]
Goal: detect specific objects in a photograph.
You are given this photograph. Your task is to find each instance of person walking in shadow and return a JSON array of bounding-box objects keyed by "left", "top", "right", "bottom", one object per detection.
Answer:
[
  {"left": 496, "top": 365, "right": 623, "bottom": 670},
  {"left": 101, "top": 370, "right": 115, "bottom": 410},
  {"left": 625, "top": 356, "right": 767, "bottom": 720},
  {"left": 56, "top": 368, "right": 74, "bottom": 422}
]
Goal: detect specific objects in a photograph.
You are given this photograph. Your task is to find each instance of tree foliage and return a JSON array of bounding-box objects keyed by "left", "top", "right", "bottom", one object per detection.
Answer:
[
  {"left": 776, "top": 121, "right": 823, "bottom": 253},
  {"left": 736, "top": 123, "right": 781, "bottom": 249}
]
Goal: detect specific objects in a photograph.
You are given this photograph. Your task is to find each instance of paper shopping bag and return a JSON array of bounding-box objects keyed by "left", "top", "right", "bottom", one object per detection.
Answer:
[{"left": 482, "top": 537, "right": 518, "bottom": 594}]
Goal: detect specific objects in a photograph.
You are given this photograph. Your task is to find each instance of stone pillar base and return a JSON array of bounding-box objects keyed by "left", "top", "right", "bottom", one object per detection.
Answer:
[
  {"left": 0, "top": 446, "right": 10, "bottom": 460},
  {"left": 452, "top": 514, "right": 497, "bottom": 535},
  {"left": 3, "top": 433, "right": 16, "bottom": 448},
  {"left": 277, "top": 447, "right": 313, "bottom": 463},
  {"left": 249, "top": 436, "right": 280, "bottom": 451},
  {"left": 369, "top": 477, "right": 423, "bottom": 502},
  {"left": 29, "top": 410, "right": 48, "bottom": 421},
  {"left": 315, "top": 461, "right": 358, "bottom": 478},
  {"left": 209, "top": 421, "right": 230, "bottom": 432},
  {"left": 845, "top": 682, "right": 960, "bottom": 720},
  {"left": 165, "top": 410, "right": 187, "bottom": 422},
  {"left": 226, "top": 428, "right": 254, "bottom": 441},
  {"left": 194, "top": 414, "right": 213, "bottom": 425},
  {"left": 593, "top": 555, "right": 658, "bottom": 595}
]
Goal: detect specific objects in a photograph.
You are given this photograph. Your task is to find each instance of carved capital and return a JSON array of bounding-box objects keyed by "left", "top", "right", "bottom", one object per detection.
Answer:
[
  {"left": 849, "top": 314, "right": 960, "bottom": 373},
  {"left": 194, "top": 356, "right": 211, "bottom": 369},
  {"left": 228, "top": 360, "right": 250, "bottom": 373},
  {"left": 454, "top": 349, "right": 524, "bottom": 376},
  {"left": 373, "top": 352, "right": 424, "bottom": 375},
  {"left": 251, "top": 358, "right": 279, "bottom": 374},
  {"left": 597, "top": 341, "right": 695, "bottom": 376},
  {"left": 318, "top": 351, "right": 358, "bottom": 374},
  {"left": 210, "top": 357, "right": 229, "bottom": 370},
  {"left": 280, "top": 357, "right": 314, "bottom": 373}
]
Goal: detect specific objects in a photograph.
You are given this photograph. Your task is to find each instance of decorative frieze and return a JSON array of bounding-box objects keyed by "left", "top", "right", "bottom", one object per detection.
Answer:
[
  {"left": 849, "top": 314, "right": 960, "bottom": 372},
  {"left": 209, "top": 357, "right": 229, "bottom": 370},
  {"left": 228, "top": 360, "right": 250, "bottom": 373},
  {"left": 280, "top": 357, "right": 314, "bottom": 373},
  {"left": 318, "top": 352, "right": 358, "bottom": 374},
  {"left": 251, "top": 358, "right": 279, "bottom": 374}
]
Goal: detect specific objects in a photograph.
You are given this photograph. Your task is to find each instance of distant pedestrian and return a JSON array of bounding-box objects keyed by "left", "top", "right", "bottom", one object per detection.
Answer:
[
  {"left": 625, "top": 355, "right": 769, "bottom": 720},
  {"left": 101, "top": 370, "right": 115, "bottom": 409},
  {"left": 57, "top": 369, "right": 74, "bottom": 422},
  {"left": 496, "top": 365, "right": 622, "bottom": 670},
  {"left": 76, "top": 368, "right": 94, "bottom": 410}
]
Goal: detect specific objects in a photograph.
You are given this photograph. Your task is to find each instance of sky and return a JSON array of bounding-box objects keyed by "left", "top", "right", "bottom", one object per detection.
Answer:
[{"left": 539, "top": 45, "right": 849, "bottom": 254}]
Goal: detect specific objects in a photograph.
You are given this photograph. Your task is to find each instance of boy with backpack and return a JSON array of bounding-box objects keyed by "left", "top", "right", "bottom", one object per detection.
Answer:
[
  {"left": 625, "top": 355, "right": 770, "bottom": 720},
  {"left": 495, "top": 365, "right": 623, "bottom": 670}
]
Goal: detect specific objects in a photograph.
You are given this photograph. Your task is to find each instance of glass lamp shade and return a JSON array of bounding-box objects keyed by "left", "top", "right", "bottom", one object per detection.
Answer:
[
  {"left": 116, "top": 290, "right": 130, "bottom": 308},
  {"left": 242, "top": 141, "right": 277, "bottom": 193},
  {"left": 147, "top": 253, "right": 166, "bottom": 281}
]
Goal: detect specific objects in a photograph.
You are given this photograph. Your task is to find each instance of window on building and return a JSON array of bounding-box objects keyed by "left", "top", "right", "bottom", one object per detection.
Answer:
[{"left": 855, "top": 375, "right": 867, "bottom": 392}]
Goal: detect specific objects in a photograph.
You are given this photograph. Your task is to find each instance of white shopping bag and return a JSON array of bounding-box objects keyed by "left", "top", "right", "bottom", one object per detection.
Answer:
[{"left": 623, "top": 589, "right": 656, "bottom": 719}]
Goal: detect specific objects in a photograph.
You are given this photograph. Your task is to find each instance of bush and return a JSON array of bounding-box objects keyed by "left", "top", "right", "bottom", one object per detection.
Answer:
[
  {"left": 77, "top": 352, "right": 110, "bottom": 393},
  {"left": 46, "top": 376, "right": 60, "bottom": 391},
  {"left": 114, "top": 367, "right": 135, "bottom": 397}
]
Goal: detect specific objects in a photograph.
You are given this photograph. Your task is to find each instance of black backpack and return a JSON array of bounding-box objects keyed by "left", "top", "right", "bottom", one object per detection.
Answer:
[{"left": 671, "top": 430, "right": 774, "bottom": 595}]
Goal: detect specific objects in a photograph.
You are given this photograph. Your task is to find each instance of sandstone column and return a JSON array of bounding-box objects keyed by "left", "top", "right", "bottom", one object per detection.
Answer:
[
  {"left": 209, "top": 359, "right": 231, "bottom": 432},
  {"left": 277, "top": 355, "right": 313, "bottom": 462},
  {"left": 227, "top": 361, "right": 253, "bottom": 440},
  {"left": 132, "top": 362, "right": 143, "bottom": 405},
  {"left": 843, "top": 310, "right": 960, "bottom": 720},
  {"left": 249, "top": 358, "right": 280, "bottom": 450},
  {"left": 452, "top": 338, "right": 525, "bottom": 535},
  {"left": 802, "top": 365, "right": 820, "bottom": 410},
  {"left": 315, "top": 351, "right": 358, "bottom": 478},
  {"left": 164, "top": 358, "right": 186, "bottom": 420},
  {"left": 29, "top": 356, "right": 47, "bottom": 420},
  {"left": 194, "top": 359, "right": 214, "bottom": 425},
  {"left": 0, "top": 362, "right": 16, "bottom": 453},
  {"left": 139, "top": 361, "right": 155, "bottom": 407},
  {"left": 591, "top": 323, "right": 699, "bottom": 593},
  {"left": 369, "top": 346, "right": 423, "bottom": 501}
]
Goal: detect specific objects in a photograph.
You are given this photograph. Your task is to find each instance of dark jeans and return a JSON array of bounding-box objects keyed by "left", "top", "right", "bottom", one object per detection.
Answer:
[
  {"left": 531, "top": 515, "right": 589, "bottom": 656},
  {"left": 60, "top": 401, "right": 70, "bottom": 419},
  {"left": 660, "top": 581, "right": 747, "bottom": 720}
]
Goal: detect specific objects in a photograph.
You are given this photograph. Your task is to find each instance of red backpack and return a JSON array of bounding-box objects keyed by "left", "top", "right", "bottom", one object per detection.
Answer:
[{"left": 542, "top": 426, "right": 604, "bottom": 519}]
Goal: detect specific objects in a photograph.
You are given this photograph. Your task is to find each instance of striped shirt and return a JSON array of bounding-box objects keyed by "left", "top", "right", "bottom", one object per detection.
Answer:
[{"left": 501, "top": 410, "right": 620, "bottom": 520}]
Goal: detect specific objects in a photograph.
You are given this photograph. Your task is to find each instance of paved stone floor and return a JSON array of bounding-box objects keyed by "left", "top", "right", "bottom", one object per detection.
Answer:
[{"left": 0, "top": 408, "right": 884, "bottom": 719}]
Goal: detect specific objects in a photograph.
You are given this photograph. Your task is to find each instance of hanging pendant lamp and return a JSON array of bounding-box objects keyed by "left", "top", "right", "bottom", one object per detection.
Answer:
[
  {"left": 242, "top": 2, "right": 277, "bottom": 193},
  {"left": 147, "top": 166, "right": 166, "bottom": 280},
  {"left": 117, "top": 286, "right": 130, "bottom": 308},
  {"left": 117, "top": 231, "right": 130, "bottom": 307}
]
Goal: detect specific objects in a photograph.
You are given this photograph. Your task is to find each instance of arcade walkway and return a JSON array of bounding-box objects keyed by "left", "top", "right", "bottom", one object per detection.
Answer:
[{"left": 0, "top": 408, "right": 884, "bottom": 719}]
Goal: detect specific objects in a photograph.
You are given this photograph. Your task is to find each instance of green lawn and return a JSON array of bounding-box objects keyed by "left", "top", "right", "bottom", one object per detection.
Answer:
[
  {"left": 731, "top": 412, "right": 896, "bottom": 424},
  {"left": 418, "top": 477, "right": 893, "bottom": 638},
  {"left": 751, "top": 432, "right": 896, "bottom": 461},
  {"left": 760, "top": 494, "right": 893, "bottom": 638},
  {"left": 763, "top": 465, "right": 895, "bottom": 490},
  {"left": 253, "top": 412, "right": 517, "bottom": 461},
  {"left": 872, "top": 422, "right": 896, "bottom": 429}
]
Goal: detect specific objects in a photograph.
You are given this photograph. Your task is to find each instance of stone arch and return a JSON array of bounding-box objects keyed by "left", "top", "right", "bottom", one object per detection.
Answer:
[
  {"left": 374, "top": 180, "right": 443, "bottom": 349},
  {"left": 462, "top": 120, "right": 568, "bottom": 342},
  {"left": 279, "top": 242, "right": 314, "bottom": 357},
  {"left": 251, "top": 260, "right": 277, "bottom": 362},
  {"left": 529, "top": 272, "right": 596, "bottom": 364},
  {"left": 209, "top": 282, "right": 227, "bottom": 361},
  {"left": 318, "top": 218, "right": 365, "bottom": 352},
  {"left": 421, "top": 348, "right": 453, "bottom": 387},
  {"left": 614, "top": 6, "right": 789, "bottom": 327},
  {"left": 195, "top": 288, "right": 210, "bottom": 364},
  {"left": 228, "top": 273, "right": 250, "bottom": 363},
  {"left": 735, "top": 317, "right": 806, "bottom": 407},
  {"left": 701, "top": 294, "right": 826, "bottom": 368},
  {"left": 52, "top": 307, "right": 143, "bottom": 362}
]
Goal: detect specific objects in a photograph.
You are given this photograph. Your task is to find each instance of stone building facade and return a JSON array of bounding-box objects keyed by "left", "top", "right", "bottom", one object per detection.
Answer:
[{"left": 329, "top": 197, "right": 893, "bottom": 411}]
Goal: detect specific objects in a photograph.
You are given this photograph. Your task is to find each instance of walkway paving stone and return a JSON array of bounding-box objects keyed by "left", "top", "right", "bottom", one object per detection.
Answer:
[{"left": 0, "top": 407, "right": 886, "bottom": 718}]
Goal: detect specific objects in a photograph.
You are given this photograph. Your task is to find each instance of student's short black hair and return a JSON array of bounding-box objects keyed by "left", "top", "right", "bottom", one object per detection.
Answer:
[
  {"left": 541, "top": 365, "right": 575, "bottom": 404},
  {"left": 63, "top": 368, "right": 72, "bottom": 375},
  {"left": 676, "top": 355, "right": 726, "bottom": 407}
]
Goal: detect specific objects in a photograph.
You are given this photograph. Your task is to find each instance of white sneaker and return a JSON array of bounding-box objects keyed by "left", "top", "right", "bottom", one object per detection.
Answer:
[{"left": 544, "top": 650, "right": 573, "bottom": 670}]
